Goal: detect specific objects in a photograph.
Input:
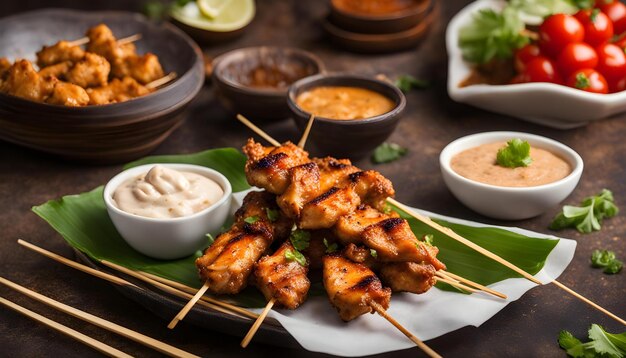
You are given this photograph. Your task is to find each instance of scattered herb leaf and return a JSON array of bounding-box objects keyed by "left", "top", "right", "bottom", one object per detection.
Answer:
[
  {"left": 323, "top": 238, "right": 338, "bottom": 254},
  {"left": 394, "top": 75, "right": 429, "bottom": 93},
  {"left": 550, "top": 189, "right": 619, "bottom": 233},
  {"left": 372, "top": 142, "right": 408, "bottom": 164},
  {"left": 244, "top": 216, "right": 259, "bottom": 224},
  {"left": 496, "top": 138, "right": 533, "bottom": 168},
  {"left": 285, "top": 249, "right": 307, "bottom": 266},
  {"left": 559, "top": 325, "right": 626, "bottom": 358},
  {"left": 265, "top": 208, "right": 279, "bottom": 222},
  {"left": 423, "top": 234, "right": 434, "bottom": 246},
  {"left": 591, "top": 249, "right": 622, "bottom": 274},
  {"left": 290, "top": 229, "right": 311, "bottom": 251},
  {"left": 370, "top": 249, "right": 378, "bottom": 258},
  {"left": 205, "top": 233, "right": 215, "bottom": 246}
]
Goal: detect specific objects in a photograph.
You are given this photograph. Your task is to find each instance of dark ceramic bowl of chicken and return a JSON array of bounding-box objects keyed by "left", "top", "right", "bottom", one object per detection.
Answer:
[
  {"left": 0, "top": 9, "right": 203, "bottom": 163},
  {"left": 287, "top": 74, "right": 406, "bottom": 159},
  {"left": 212, "top": 46, "right": 324, "bottom": 121}
]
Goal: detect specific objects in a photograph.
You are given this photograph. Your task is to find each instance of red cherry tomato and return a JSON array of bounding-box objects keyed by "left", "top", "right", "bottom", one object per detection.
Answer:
[
  {"left": 557, "top": 42, "right": 599, "bottom": 77},
  {"left": 610, "top": 74, "right": 626, "bottom": 92},
  {"left": 574, "top": 9, "right": 614, "bottom": 46},
  {"left": 596, "top": 43, "right": 626, "bottom": 87},
  {"left": 566, "top": 69, "right": 609, "bottom": 93},
  {"left": 599, "top": 1, "right": 626, "bottom": 34},
  {"left": 510, "top": 73, "right": 529, "bottom": 84},
  {"left": 523, "top": 57, "right": 563, "bottom": 84},
  {"left": 514, "top": 44, "right": 542, "bottom": 72},
  {"left": 539, "top": 14, "right": 585, "bottom": 58},
  {"left": 614, "top": 33, "right": 626, "bottom": 48}
]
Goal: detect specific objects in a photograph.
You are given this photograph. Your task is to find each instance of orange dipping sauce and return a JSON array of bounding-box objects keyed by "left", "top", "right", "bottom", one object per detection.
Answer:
[
  {"left": 295, "top": 86, "right": 395, "bottom": 120},
  {"left": 333, "top": 0, "right": 422, "bottom": 16}
]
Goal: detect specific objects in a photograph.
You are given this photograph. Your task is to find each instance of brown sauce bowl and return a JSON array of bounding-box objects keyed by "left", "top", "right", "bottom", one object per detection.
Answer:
[{"left": 329, "top": 0, "right": 432, "bottom": 34}]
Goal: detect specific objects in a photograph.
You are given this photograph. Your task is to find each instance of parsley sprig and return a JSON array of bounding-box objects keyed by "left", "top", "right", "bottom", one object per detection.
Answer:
[
  {"left": 496, "top": 138, "right": 532, "bottom": 168},
  {"left": 394, "top": 75, "right": 429, "bottom": 93},
  {"left": 559, "top": 324, "right": 626, "bottom": 358},
  {"left": 323, "top": 238, "right": 338, "bottom": 254},
  {"left": 284, "top": 229, "right": 311, "bottom": 266},
  {"left": 284, "top": 249, "right": 307, "bottom": 266},
  {"left": 591, "top": 250, "right": 623, "bottom": 274},
  {"left": 372, "top": 142, "right": 408, "bottom": 164},
  {"left": 550, "top": 189, "right": 619, "bottom": 233}
]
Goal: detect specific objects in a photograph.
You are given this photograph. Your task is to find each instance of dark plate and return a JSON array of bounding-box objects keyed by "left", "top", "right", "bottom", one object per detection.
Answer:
[{"left": 0, "top": 9, "right": 204, "bottom": 163}]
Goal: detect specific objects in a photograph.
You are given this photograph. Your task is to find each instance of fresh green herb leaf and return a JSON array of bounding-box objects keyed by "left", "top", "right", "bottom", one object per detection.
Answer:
[
  {"left": 423, "top": 234, "right": 434, "bottom": 246},
  {"left": 394, "top": 75, "right": 429, "bottom": 93},
  {"left": 558, "top": 325, "right": 626, "bottom": 358},
  {"left": 372, "top": 142, "right": 408, "bottom": 164},
  {"left": 458, "top": 7, "right": 529, "bottom": 64},
  {"left": 591, "top": 249, "right": 616, "bottom": 268},
  {"left": 323, "top": 238, "right": 338, "bottom": 254},
  {"left": 370, "top": 249, "right": 378, "bottom": 258},
  {"left": 575, "top": 72, "right": 591, "bottom": 89},
  {"left": 205, "top": 233, "right": 215, "bottom": 246},
  {"left": 604, "top": 259, "right": 623, "bottom": 274},
  {"left": 265, "top": 208, "right": 279, "bottom": 222},
  {"left": 290, "top": 229, "right": 310, "bottom": 251},
  {"left": 550, "top": 189, "right": 619, "bottom": 233},
  {"left": 143, "top": 1, "right": 167, "bottom": 20},
  {"left": 244, "top": 216, "right": 259, "bottom": 224},
  {"left": 509, "top": 0, "right": 581, "bottom": 19},
  {"left": 285, "top": 249, "right": 307, "bottom": 266},
  {"left": 496, "top": 138, "right": 532, "bottom": 168},
  {"left": 558, "top": 330, "right": 587, "bottom": 357}
]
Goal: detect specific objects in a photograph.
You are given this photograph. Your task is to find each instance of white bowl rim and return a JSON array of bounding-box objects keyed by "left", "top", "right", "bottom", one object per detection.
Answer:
[
  {"left": 446, "top": 0, "right": 626, "bottom": 103},
  {"left": 440, "top": 131, "right": 584, "bottom": 192},
  {"left": 103, "top": 163, "right": 233, "bottom": 223}
]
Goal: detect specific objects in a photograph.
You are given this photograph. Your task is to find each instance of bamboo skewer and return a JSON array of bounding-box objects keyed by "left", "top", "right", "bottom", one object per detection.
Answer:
[
  {"left": 236, "top": 114, "right": 281, "bottom": 147},
  {"left": 434, "top": 274, "right": 478, "bottom": 294},
  {"left": 551, "top": 280, "right": 625, "bottom": 326},
  {"left": 68, "top": 33, "right": 142, "bottom": 47},
  {"left": 0, "top": 296, "right": 133, "bottom": 358},
  {"left": 146, "top": 72, "right": 177, "bottom": 90},
  {"left": 438, "top": 270, "right": 507, "bottom": 299},
  {"left": 368, "top": 301, "right": 442, "bottom": 358},
  {"left": 297, "top": 114, "right": 315, "bottom": 148},
  {"left": 168, "top": 282, "right": 210, "bottom": 329},
  {"left": 240, "top": 298, "right": 276, "bottom": 348},
  {"left": 0, "top": 277, "right": 199, "bottom": 358}
]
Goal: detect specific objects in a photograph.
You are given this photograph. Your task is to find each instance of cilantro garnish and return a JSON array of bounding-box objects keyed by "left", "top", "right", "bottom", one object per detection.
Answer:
[
  {"left": 265, "top": 208, "right": 279, "bottom": 222},
  {"left": 290, "top": 229, "right": 310, "bottom": 251},
  {"left": 591, "top": 250, "right": 623, "bottom": 274},
  {"left": 372, "top": 142, "right": 408, "bottom": 164},
  {"left": 423, "top": 234, "right": 434, "bottom": 246},
  {"left": 284, "top": 249, "right": 307, "bottom": 266},
  {"left": 394, "top": 75, "right": 429, "bottom": 93},
  {"left": 496, "top": 138, "right": 532, "bottom": 168},
  {"left": 370, "top": 249, "right": 378, "bottom": 259},
  {"left": 323, "top": 238, "right": 338, "bottom": 254},
  {"left": 550, "top": 189, "right": 619, "bottom": 233},
  {"left": 559, "top": 324, "right": 626, "bottom": 357},
  {"left": 205, "top": 233, "right": 215, "bottom": 245},
  {"left": 244, "top": 216, "right": 259, "bottom": 224}
]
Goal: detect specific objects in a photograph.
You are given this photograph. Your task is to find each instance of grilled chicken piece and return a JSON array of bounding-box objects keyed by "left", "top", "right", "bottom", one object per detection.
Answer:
[
  {"left": 243, "top": 139, "right": 310, "bottom": 194},
  {"left": 334, "top": 205, "right": 395, "bottom": 245},
  {"left": 86, "top": 24, "right": 136, "bottom": 63},
  {"left": 343, "top": 243, "right": 380, "bottom": 271},
  {"left": 254, "top": 241, "right": 310, "bottom": 309},
  {"left": 47, "top": 82, "right": 89, "bottom": 106},
  {"left": 234, "top": 190, "right": 293, "bottom": 241},
  {"left": 36, "top": 41, "right": 85, "bottom": 68},
  {"left": 65, "top": 53, "right": 110, "bottom": 88},
  {"left": 112, "top": 53, "right": 164, "bottom": 85},
  {"left": 38, "top": 61, "right": 72, "bottom": 78},
  {"left": 380, "top": 262, "right": 437, "bottom": 294},
  {"left": 277, "top": 162, "right": 320, "bottom": 219},
  {"left": 346, "top": 170, "right": 395, "bottom": 212},
  {"left": 299, "top": 186, "right": 361, "bottom": 229},
  {"left": 323, "top": 254, "right": 391, "bottom": 321},
  {"left": 362, "top": 218, "right": 446, "bottom": 270},
  {"left": 1, "top": 60, "right": 57, "bottom": 102},
  {"left": 86, "top": 76, "right": 150, "bottom": 105},
  {"left": 313, "top": 157, "right": 360, "bottom": 192}
]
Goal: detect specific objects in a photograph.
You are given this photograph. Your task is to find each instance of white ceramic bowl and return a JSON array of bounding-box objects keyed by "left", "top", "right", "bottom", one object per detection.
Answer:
[
  {"left": 446, "top": 0, "right": 626, "bottom": 129},
  {"left": 103, "top": 163, "right": 232, "bottom": 259},
  {"left": 440, "top": 132, "right": 583, "bottom": 220}
]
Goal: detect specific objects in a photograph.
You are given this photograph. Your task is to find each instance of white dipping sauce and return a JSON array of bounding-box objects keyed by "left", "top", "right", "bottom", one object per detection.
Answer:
[{"left": 112, "top": 165, "right": 224, "bottom": 219}]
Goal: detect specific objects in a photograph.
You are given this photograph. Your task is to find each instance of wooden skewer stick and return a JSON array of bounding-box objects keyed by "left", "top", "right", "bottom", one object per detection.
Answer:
[
  {"left": 297, "top": 114, "right": 315, "bottom": 148},
  {"left": 68, "top": 33, "right": 142, "bottom": 48},
  {"left": 236, "top": 114, "right": 281, "bottom": 147},
  {"left": 99, "top": 260, "right": 254, "bottom": 320},
  {"left": 368, "top": 300, "right": 442, "bottom": 358},
  {"left": 0, "top": 296, "right": 133, "bottom": 358},
  {"left": 389, "top": 198, "right": 626, "bottom": 325},
  {"left": 146, "top": 72, "right": 177, "bottom": 90},
  {"left": 17, "top": 239, "right": 137, "bottom": 288},
  {"left": 437, "top": 270, "right": 507, "bottom": 299},
  {"left": 0, "top": 277, "right": 199, "bottom": 358},
  {"left": 168, "top": 282, "right": 210, "bottom": 329},
  {"left": 434, "top": 274, "right": 478, "bottom": 294},
  {"left": 240, "top": 298, "right": 276, "bottom": 348}
]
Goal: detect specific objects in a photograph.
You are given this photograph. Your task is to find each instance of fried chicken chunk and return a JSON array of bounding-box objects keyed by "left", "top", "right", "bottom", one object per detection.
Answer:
[
  {"left": 1, "top": 60, "right": 57, "bottom": 102},
  {"left": 379, "top": 262, "right": 437, "bottom": 294},
  {"left": 47, "top": 82, "right": 89, "bottom": 106},
  {"left": 36, "top": 41, "right": 85, "bottom": 68}
]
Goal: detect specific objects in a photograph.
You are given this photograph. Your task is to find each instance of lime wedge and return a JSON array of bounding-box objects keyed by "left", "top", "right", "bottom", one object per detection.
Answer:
[
  {"left": 171, "top": 0, "right": 255, "bottom": 32},
  {"left": 197, "top": 0, "right": 230, "bottom": 18}
]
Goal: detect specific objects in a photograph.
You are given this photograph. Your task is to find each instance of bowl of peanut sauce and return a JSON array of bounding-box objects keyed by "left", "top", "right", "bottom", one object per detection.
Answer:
[{"left": 440, "top": 132, "right": 583, "bottom": 220}]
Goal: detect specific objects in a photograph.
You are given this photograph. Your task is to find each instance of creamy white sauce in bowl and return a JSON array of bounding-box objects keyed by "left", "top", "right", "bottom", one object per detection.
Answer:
[{"left": 103, "top": 163, "right": 233, "bottom": 259}]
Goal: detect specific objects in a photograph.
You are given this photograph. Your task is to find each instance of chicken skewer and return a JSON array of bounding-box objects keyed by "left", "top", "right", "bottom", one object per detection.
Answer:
[
  {"left": 67, "top": 33, "right": 141, "bottom": 48},
  {"left": 239, "top": 114, "right": 625, "bottom": 325}
]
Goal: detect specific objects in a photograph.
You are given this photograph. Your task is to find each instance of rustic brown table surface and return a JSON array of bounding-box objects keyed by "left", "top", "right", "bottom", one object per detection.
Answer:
[{"left": 1, "top": 1, "right": 624, "bottom": 357}]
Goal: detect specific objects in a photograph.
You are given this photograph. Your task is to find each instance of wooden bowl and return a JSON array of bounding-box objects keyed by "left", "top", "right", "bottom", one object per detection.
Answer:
[
  {"left": 329, "top": 0, "right": 431, "bottom": 34},
  {"left": 0, "top": 9, "right": 204, "bottom": 163},
  {"left": 324, "top": 0, "right": 437, "bottom": 54}
]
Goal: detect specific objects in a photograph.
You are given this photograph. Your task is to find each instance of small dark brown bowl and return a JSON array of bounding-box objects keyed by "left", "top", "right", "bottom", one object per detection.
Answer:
[
  {"left": 324, "top": 0, "right": 436, "bottom": 54},
  {"left": 0, "top": 9, "right": 204, "bottom": 163},
  {"left": 287, "top": 74, "right": 406, "bottom": 159},
  {"left": 330, "top": 0, "right": 431, "bottom": 34},
  {"left": 213, "top": 46, "right": 324, "bottom": 120},
  {"left": 170, "top": 17, "right": 248, "bottom": 44}
]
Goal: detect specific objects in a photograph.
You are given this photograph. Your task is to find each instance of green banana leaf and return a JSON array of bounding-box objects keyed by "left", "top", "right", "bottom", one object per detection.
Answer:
[{"left": 32, "top": 147, "right": 559, "bottom": 308}]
